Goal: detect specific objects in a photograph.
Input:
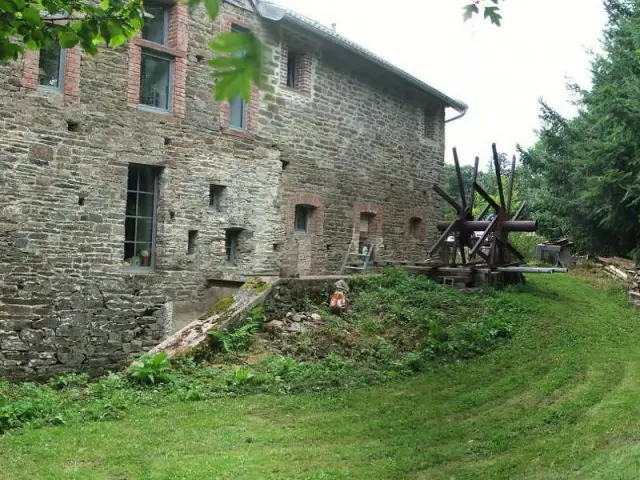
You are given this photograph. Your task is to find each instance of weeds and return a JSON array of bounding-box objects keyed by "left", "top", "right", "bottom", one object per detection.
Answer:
[{"left": 1, "top": 268, "right": 534, "bottom": 437}]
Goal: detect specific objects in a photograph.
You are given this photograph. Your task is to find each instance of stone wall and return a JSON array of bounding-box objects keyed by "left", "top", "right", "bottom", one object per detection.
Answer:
[
  {"left": 0, "top": 0, "right": 450, "bottom": 379},
  {"left": 261, "top": 23, "right": 446, "bottom": 275}
]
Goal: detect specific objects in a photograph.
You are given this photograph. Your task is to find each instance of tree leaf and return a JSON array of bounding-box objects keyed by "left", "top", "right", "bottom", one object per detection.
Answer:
[
  {"left": 205, "top": 0, "right": 219, "bottom": 20},
  {"left": 484, "top": 6, "right": 502, "bottom": 26},
  {"left": 58, "top": 30, "right": 79, "bottom": 48},
  {"left": 22, "top": 7, "right": 42, "bottom": 26},
  {"left": 463, "top": 3, "right": 480, "bottom": 22}
]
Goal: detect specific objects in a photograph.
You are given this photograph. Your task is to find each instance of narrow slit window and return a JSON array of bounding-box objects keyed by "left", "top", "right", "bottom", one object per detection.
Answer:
[
  {"left": 229, "top": 24, "right": 249, "bottom": 129},
  {"left": 187, "top": 230, "right": 198, "bottom": 254},
  {"left": 286, "top": 51, "right": 297, "bottom": 88},
  {"left": 225, "top": 229, "right": 240, "bottom": 264},
  {"left": 209, "top": 184, "right": 226, "bottom": 211},
  {"left": 409, "top": 217, "right": 422, "bottom": 238}
]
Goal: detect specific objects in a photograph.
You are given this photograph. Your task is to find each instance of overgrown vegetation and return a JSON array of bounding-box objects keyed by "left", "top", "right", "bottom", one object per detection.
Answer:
[
  {"left": 3, "top": 273, "right": 638, "bottom": 478},
  {"left": 0, "top": 268, "right": 526, "bottom": 435}
]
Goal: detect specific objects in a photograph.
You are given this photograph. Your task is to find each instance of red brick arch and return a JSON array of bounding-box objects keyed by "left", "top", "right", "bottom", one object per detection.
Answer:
[{"left": 287, "top": 193, "right": 325, "bottom": 235}]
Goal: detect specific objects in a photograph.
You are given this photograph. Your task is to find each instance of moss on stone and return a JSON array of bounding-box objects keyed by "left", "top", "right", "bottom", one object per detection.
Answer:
[
  {"left": 207, "top": 295, "right": 235, "bottom": 316},
  {"left": 241, "top": 277, "right": 270, "bottom": 294}
]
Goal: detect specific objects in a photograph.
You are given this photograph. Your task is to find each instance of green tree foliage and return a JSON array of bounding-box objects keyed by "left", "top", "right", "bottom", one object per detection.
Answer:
[
  {"left": 1, "top": 1, "right": 504, "bottom": 101},
  {"left": 521, "top": 0, "right": 640, "bottom": 256}
]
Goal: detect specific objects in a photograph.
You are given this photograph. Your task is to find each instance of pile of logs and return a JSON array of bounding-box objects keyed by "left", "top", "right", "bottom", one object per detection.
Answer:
[
  {"left": 595, "top": 256, "right": 635, "bottom": 282},
  {"left": 593, "top": 256, "right": 640, "bottom": 307}
]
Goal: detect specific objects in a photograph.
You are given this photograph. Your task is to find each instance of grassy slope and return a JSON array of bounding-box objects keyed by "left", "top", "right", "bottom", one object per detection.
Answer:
[{"left": 2, "top": 274, "right": 640, "bottom": 479}]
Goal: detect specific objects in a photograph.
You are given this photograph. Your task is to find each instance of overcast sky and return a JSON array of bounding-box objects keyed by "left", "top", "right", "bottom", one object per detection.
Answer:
[{"left": 274, "top": 0, "right": 607, "bottom": 168}]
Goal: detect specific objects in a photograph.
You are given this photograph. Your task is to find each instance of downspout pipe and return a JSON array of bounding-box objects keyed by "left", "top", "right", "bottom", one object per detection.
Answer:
[{"left": 445, "top": 106, "right": 468, "bottom": 124}]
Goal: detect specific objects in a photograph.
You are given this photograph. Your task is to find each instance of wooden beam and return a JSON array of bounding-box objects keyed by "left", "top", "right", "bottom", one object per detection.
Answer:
[
  {"left": 433, "top": 185, "right": 463, "bottom": 213},
  {"left": 492, "top": 143, "right": 506, "bottom": 208},
  {"left": 453, "top": 148, "right": 467, "bottom": 210},
  {"left": 469, "top": 156, "right": 479, "bottom": 213},
  {"left": 512, "top": 201, "right": 527, "bottom": 221},
  {"left": 473, "top": 182, "right": 501, "bottom": 212},
  {"left": 470, "top": 215, "right": 499, "bottom": 258},
  {"left": 506, "top": 154, "right": 517, "bottom": 215},
  {"left": 429, "top": 219, "right": 458, "bottom": 256}
]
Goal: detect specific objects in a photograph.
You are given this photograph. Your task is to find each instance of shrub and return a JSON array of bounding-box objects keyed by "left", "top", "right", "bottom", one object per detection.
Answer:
[{"left": 127, "top": 353, "right": 175, "bottom": 385}]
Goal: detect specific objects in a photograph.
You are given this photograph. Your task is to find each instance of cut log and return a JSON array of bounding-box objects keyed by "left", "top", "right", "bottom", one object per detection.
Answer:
[
  {"left": 148, "top": 278, "right": 273, "bottom": 359},
  {"left": 604, "top": 265, "right": 628, "bottom": 281}
]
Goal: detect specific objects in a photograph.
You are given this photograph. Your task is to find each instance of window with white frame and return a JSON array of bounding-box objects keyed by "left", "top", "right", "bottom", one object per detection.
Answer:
[
  {"left": 139, "top": 2, "right": 173, "bottom": 112},
  {"left": 124, "top": 164, "right": 158, "bottom": 268},
  {"left": 38, "top": 40, "right": 65, "bottom": 91}
]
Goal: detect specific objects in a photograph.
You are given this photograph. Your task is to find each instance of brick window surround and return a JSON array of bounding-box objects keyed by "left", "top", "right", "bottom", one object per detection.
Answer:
[
  {"left": 354, "top": 203, "right": 383, "bottom": 238},
  {"left": 218, "top": 15, "right": 260, "bottom": 135},
  {"left": 127, "top": 2, "right": 188, "bottom": 118},
  {"left": 21, "top": 46, "right": 81, "bottom": 97},
  {"left": 287, "top": 193, "right": 325, "bottom": 235},
  {"left": 280, "top": 43, "right": 312, "bottom": 94}
]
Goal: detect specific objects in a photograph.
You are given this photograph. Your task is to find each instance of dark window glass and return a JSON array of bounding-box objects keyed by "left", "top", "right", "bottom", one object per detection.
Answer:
[
  {"left": 142, "top": 5, "right": 169, "bottom": 45},
  {"left": 38, "top": 41, "right": 64, "bottom": 89},
  {"left": 140, "top": 50, "right": 172, "bottom": 111}
]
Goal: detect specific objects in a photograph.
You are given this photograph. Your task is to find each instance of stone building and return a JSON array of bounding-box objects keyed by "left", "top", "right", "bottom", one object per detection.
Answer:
[{"left": 0, "top": 0, "right": 467, "bottom": 379}]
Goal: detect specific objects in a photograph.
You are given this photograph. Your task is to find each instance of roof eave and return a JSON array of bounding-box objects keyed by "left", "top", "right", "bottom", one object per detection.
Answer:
[{"left": 280, "top": 12, "right": 468, "bottom": 113}]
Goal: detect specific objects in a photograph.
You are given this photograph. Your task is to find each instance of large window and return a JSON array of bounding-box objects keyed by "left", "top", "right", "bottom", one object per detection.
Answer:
[
  {"left": 38, "top": 40, "right": 65, "bottom": 90},
  {"left": 140, "top": 50, "right": 172, "bottom": 111},
  {"left": 124, "top": 164, "right": 158, "bottom": 268},
  {"left": 139, "top": 3, "right": 173, "bottom": 112},
  {"left": 229, "top": 24, "right": 248, "bottom": 129}
]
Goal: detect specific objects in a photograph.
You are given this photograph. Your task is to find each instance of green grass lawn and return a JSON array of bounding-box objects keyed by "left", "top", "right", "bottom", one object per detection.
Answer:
[{"left": 3, "top": 274, "right": 640, "bottom": 479}]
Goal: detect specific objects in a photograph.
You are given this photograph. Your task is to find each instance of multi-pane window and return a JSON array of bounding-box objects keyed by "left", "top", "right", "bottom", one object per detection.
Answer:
[
  {"left": 140, "top": 50, "right": 172, "bottom": 111},
  {"left": 124, "top": 164, "right": 157, "bottom": 268},
  {"left": 142, "top": 5, "right": 169, "bottom": 44},
  {"left": 139, "top": 2, "right": 172, "bottom": 112},
  {"left": 229, "top": 24, "right": 248, "bottom": 129},
  {"left": 38, "top": 40, "right": 65, "bottom": 90},
  {"left": 294, "top": 205, "right": 313, "bottom": 234}
]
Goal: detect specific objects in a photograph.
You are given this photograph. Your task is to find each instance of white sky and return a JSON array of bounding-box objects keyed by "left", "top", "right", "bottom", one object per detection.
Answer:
[{"left": 273, "top": 0, "right": 607, "bottom": 168}]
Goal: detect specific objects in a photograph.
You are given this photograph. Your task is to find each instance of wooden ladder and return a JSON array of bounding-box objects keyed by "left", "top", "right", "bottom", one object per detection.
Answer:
[{"left": 340, "top": 239, "right": 374, "bottom": 274}]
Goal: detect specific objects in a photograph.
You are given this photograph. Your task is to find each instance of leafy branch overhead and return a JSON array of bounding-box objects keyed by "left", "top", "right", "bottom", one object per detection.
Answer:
[{"left": 463, "top": 0, "right": 503, "bottom": 26}]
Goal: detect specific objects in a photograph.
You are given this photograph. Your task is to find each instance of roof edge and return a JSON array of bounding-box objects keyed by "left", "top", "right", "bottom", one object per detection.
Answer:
[{"left": 251, "top": 1, "right": 468, "bottom": 113}]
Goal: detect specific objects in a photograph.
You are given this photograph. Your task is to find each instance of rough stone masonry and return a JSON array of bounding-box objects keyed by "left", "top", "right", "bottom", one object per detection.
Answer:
[{"left": 0, "top": 0, "right": 467, "bottom": 379}]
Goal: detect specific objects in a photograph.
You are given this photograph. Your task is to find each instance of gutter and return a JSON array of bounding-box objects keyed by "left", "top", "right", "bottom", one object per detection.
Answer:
[{"left": 445, "top": 107, "right": 467, "bottom": 124}]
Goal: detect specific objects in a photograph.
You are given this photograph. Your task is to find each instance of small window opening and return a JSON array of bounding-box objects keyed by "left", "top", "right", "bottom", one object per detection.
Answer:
[
  {"left": 67, "top": 120, "right": 80, "bottom": 132},
  {"left": 286, "top": 51, "right": 298, "bottom": 88},
  {"left": 164, "top": 137, "right": 171, "bottom": 145},
  {"left": 423, "top": 107, "right": 437, "bottom": 140},
  {"left": 294, "top": 204, "right": 314, "bottom": 234},
  {"left": 209, "top": 184, "right": 226, "bottom": 211},
  {"left": 78, "top": 195, "right": 85, "bottom": 206},
  {"left": 225, "top": 229, "right": 240, "bottom": 264},
  {"left": 187, "top": 230, "right": 198, "bottom": 254},
  {"left": 410, "top": 217, "right": 422, "bottom": 238},
  {"left": 359, "top": 212, "right": 375, "bottom": 248}
]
